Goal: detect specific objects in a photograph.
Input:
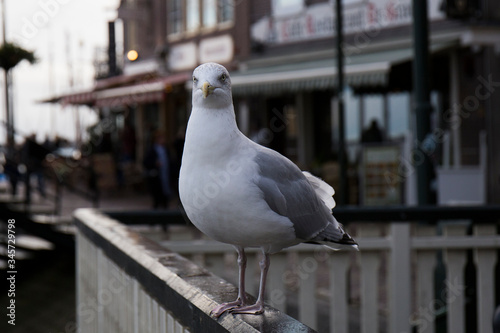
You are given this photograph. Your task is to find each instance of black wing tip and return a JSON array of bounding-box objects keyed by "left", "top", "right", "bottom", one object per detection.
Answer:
[{"left": 338, "top": 232, "right": 358, "bottom": 246}]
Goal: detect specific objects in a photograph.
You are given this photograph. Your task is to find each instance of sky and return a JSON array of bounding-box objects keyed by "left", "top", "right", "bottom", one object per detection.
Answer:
[{"left": 0, "top": 0, "right": 120, "bottom": 145}]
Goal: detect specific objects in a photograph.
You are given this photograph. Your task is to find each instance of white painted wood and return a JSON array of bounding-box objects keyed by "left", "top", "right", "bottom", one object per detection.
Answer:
[
  {"left": 175, "top": 321, "right": 185, "bottom": 333},
  {"left": 443, "top": 224, "right": 467, "bottom": 333},
  {"left": 474, "top": 225, "right": 497, "bottom": 333},
  {"left": 389, "top": 222, "right": 412, "bottom": 333},
  {"left": 359, "top": 224, "right": 382, "bottom": 333},
  {"left": 152, "top": 298, "right": 159, "bottom": 333},
  {"left": 133, "top": 279, "right": 139, "bottom": 333},
  {"left": 159, "top": 307, "right": 167, "bottom": 333},
  {"left": 76, "top": 218, "right": 500, "bottom": 333},
  {"left": 298, "top": 252, "right": 318, "bottom": 330},
  {"left": 167, "top": 312, "right": 175, "bottom": 333},
  {"left": 412, "top": 236, "right": 500, "bottom": 249},
  {"left": 416, "top": 225, "right": 437, "bottom": 333},
  {"left": 329, "top": 252, "right": 350, "bottom": 333},
  {"left": 267, "top": 252, "right": 287, "bottom": 312}
]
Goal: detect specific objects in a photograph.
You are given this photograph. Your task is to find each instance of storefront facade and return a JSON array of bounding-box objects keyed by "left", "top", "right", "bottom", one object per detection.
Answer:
[
  {"left": 50, "top": 0, "right": 500, "bottom": 204},
  {"left": 230, "top": 0, "right": 500, "bottom": 204}
]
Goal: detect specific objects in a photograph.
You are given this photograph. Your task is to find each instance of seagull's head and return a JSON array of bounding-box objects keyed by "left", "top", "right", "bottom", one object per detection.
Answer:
[{"left": 192, "top": 63, "right": 232, "bottom": 109}]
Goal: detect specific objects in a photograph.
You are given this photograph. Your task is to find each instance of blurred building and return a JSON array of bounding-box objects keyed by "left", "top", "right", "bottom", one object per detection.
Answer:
[{"left": 46, "top": 0, "right": 500, "bottom": 205}]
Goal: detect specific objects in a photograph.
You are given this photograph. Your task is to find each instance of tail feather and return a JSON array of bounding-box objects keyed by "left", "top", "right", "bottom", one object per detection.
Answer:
[
  {"left": 302, "top": 171, "right": 358, "bottom": 251},
  {"left": 309, "top": 222, "right": 359, "bottom": 251}
]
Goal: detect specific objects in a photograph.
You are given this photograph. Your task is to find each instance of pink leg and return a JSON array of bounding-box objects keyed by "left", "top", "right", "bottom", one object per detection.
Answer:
[
  {"left": 230, "top": 252, "right": 270, "bottom": 315},
  {"left": 211, "top": 247, "right": 248, "bottom": 317}
]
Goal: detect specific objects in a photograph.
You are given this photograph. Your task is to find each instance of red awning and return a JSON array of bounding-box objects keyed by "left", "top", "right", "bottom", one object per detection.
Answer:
[
  {"left": 61, "top": 91, "right": 96, "bottom": 106},
  {"left": 94, "top": 72, "right": 190, "bottom": 107},
  {"left": 39, "top": 72, "right": 191, "bottom": 108}
]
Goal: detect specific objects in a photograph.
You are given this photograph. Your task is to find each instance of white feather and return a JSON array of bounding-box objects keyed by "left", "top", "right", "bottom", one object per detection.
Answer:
[{"left": 302, "top": 171, "right": 336, "bottom": 209}]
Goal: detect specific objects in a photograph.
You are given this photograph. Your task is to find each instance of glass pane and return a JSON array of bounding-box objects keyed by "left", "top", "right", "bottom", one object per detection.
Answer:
[
  {"left": 218, "top": 0, "right": 234, "bottom": 23},
  {"left": 272, "top": 0, "right": 304, "bottom": 17},
  {"left": 345, "top": 87, "right": 360, "bottom": 142},
  {"left": 203, "top": 0, "right": 217, "bottom": 27},
  {"left": 362, "top": 95, "right": 384, "bottom": 143},
  {"left": 169, "top": 0, "right": 183, "bottom": 34},
  {"left": 388, "top": 92, "right": 410, "bottom": 138},
  {"left": 363, "top": 95, "right": 384, "bottom": 128},
  {"left": 187, "top": 0, "right": 200, "bottom": 31}
]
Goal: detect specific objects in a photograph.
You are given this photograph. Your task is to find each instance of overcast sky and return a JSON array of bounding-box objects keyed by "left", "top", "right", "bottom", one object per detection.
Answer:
[{"left": 0, "top": 0, "right": 119, "bottom": 144}]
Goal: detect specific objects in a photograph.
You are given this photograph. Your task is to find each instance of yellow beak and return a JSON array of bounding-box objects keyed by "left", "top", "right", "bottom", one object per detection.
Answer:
[{"left": 202, "top": 82, "right": 215, "bottom": 98}]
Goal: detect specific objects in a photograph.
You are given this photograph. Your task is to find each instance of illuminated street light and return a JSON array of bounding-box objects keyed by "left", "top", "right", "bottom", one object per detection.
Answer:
[{"left": 127, "top": 49, "right": 139, "bottom": 62}]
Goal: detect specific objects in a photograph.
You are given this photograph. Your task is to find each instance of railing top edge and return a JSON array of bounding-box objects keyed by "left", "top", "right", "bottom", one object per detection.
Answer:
[
  {"left": 101, "top": 205, "right": 500, "bottom": 225},
  {"left": 73, "top": 208, "right": 316, "bottom": 333},
  {"left": 333, "top": 205, "right": 500, "bottom": 222}
]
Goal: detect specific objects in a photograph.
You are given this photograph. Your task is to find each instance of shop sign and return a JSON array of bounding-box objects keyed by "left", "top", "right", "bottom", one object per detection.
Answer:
[
  {"left": 252, "top": 0, "right": 445, "bottom": 45},
  {"left": 199, "top": 35, "right": 234, "bottom": 64},
  {"left": 169, "top": 42, "right": 197, "bottom": 71},
  {"left": 361, "top": 145, "right": 402, "bottom": 206}
]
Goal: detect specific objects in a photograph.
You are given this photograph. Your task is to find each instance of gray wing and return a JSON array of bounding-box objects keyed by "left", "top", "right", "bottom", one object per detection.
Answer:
[{"left": 253, "top": 148, "right": 336, "bottom": 241}]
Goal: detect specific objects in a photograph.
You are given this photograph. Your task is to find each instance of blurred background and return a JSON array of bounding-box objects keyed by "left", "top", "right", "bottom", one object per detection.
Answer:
[{"left": 1, "top": 0, "right": 500, "bottom": 332}]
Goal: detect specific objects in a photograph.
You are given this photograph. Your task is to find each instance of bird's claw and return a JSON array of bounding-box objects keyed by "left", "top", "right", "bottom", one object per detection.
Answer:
[
  {"left": 210, "top": 299, "right": 244, "bottom": 317},
  {"left": 228, "top": 303, "right": 264, "bottom": 315}
]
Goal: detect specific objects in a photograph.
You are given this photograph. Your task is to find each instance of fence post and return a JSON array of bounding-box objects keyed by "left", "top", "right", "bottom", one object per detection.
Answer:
[
  {"left": 389, "top": 222, "right": 412, "bottom": 333},
  {"left": 359, "top": 224, "right": 382, "bottom": 333},
  {"left": 444, "top": 224, "right": 467, "bottom": 333},
  {"left": 329, "top": 252, "right": 350, "bottom": 333},
  {"left": 416, "top": 225, "right": 437, "bottom": 333},
  {"left": 474, "top": 224, "right": 497, "bottom": 333}
]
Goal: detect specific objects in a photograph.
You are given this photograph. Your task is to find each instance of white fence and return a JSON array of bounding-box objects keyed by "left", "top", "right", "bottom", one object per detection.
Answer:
[
  {"left": 159, "top": 221, "right": 500, "bottom": 333},
  {"left": 74, "top": 208, "right": 315, "bottom": 333}
]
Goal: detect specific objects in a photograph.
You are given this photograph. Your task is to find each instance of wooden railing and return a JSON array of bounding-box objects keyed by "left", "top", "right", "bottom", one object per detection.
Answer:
[
  {"left": 74, "top": 208, "right": 315, "bottom": 333},
  {"left": 156, "top": 212, "right": 500, "bottom": 333},
  {"left": 76, "top": 207, "right": 500, "bottom": 333}
]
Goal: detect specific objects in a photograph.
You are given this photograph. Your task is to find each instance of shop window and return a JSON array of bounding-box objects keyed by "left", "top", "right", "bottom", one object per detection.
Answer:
[
  {"left": 345, "top": 87, "right": 360, "bottom": 142},
  {"left": 219, "top": 0, "right": 234, "bottom": 23},
  {"left": 187, "top": 0, "right": 200, "bottom": 31},
  {"left": 388, "top": 92, "right": 410, "bottom": 139},
  {"left": 169, "top": 0, "right": 183, "bottom": 35},
  {"left": 272, "top": 0, "right": 304, "bottom": 17},
  {"left": 363, "top": 95, "right": 384, "bottom": 130},
  {"left": 203, "top": 0, "right": 217, "bottom": 27},
  {"left": 169, "top": 0, "right": 234, "bottom": 36}
]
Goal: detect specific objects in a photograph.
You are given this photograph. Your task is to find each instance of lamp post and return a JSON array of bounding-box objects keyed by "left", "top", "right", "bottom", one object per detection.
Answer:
[
  {"left": 412, "top": 0, "right": 433, "bottom": 205},
  {"left": 335, "top": 0, "right": 348, "bottom": 205},
  {"left": 1, "top": 0, "right": 12, "bottom": 151}
]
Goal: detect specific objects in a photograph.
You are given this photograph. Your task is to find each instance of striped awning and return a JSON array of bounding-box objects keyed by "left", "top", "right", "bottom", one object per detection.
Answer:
[
  {"left": 39, "top": 72, "right": 191, "bottom": 108},
  {"left": 95, "top": 72, "right": 191, "bottom": 108},
  {"left": 95, "top": 81, "right": 166, "bottom": 108},
  {"left": 230, "top": 42, "right": 455, "bottom": 95},
  {"left": 61, "top": 91, "right": 96, "bottom": 106}
]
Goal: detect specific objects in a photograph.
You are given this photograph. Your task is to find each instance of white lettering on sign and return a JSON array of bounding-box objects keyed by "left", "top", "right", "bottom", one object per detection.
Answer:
[
  {"left": 252, "top": 0, "right": 445, "bottom": 45},
  {"left": 199, "top": 35, "right": 234, "bottom": 64},
  {"left": 169, "top": 42, "right": 197, "bottom": 71}
]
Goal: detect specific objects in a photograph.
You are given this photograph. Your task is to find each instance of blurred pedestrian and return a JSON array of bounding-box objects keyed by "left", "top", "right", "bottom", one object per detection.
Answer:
[
  {"left": 361, "top": 119, "right": 383, "bottom": 143},
  {"left": 4, "top": 146, "right": 20, "bottom": 196},
  {"left": 143, "top": 131, "right": 172, "bottom": 209},
  {"left": 22, "top": 134, "right": 50, "bottom": 198}
]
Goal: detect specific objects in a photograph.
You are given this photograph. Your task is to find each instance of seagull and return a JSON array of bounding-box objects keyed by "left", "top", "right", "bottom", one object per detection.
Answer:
[{"left": 179, "top": 63, "right": 358, "bottom": 317}]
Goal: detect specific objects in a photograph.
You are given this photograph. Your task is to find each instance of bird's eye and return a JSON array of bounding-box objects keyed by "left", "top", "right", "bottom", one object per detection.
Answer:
[
  {"left": 219, "top": 74, "right": 227, "bottom": 82},
  {"left": 193, "top": 76, "right": 198, "bottom": 83}
]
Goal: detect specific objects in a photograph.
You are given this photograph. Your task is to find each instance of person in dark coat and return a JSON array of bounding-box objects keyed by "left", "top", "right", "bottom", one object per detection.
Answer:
[{"left": 143, "top": 131, "right": 172, "bottom": 209}]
